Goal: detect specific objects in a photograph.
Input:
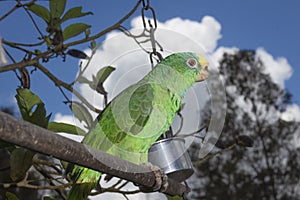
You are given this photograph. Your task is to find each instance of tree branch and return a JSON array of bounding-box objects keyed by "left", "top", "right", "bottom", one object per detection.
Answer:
[
  {"left": 0, "top": 0, "right": 142, "bottom": 74},
  {"left": 0, "top": 0, "right": 35, "bottom": 22},
  {"left": 63, "top": 0, "right": 142, "bottom": 49},
  {"left": 192, "top": 143, "right": 237, "bottom": 168},
  {"left": 35, "top": 63, "right": 102, "bottom": 113},
  {"left": 0, "top": 111, "right": 190, "bottom": 197}
]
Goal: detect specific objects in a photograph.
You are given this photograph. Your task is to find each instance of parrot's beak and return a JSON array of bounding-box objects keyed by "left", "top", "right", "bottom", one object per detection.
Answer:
[
  {"left": 196, "top": 66, "right": 209, "bottom": 82},
  {"left": 196, "top": 53, "right": 209, "bottom": 82}
]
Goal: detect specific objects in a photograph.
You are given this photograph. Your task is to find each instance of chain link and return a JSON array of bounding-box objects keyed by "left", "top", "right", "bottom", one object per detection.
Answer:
[
  {"left": 118, "top": 0, "right": 163, "bottom": 69},
  {"left": 141, "top": 0, "right": 163, "bottom": 68}
]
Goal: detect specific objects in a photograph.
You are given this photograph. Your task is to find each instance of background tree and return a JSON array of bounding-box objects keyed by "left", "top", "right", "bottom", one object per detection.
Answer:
[{"left": 189, "top": 50, "right": 300, "bottom": 200}]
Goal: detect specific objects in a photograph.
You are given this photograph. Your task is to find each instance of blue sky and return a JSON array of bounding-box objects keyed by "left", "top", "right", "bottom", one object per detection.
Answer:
[{"left": 0, "top": 0, "right": 299, "bottom": 119}]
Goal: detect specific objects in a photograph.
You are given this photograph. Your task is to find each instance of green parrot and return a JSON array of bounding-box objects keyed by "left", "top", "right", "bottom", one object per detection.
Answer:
[{"left": 67, "top": 52, "right": 209, "bottom": 199}]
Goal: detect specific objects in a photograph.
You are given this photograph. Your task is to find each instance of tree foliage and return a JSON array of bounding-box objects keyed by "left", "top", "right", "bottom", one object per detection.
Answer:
[{"left": 189, "top": 50, "right": 300, "bottom": 200}]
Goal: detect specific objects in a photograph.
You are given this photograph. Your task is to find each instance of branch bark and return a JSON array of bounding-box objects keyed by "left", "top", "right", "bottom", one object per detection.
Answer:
[{"left": 0, "top": 111, "right": 189, "bottom": 197}]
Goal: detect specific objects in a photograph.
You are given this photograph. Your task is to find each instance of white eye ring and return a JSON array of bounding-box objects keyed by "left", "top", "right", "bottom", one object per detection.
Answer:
[{"left": 186, "top": 58, "right": 198, "bottom": 68}]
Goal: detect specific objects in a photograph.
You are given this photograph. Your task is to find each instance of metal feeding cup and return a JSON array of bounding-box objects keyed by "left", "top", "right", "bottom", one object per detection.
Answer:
[{"left": 148, "top": 137, "right": 194, "bottom": 182}]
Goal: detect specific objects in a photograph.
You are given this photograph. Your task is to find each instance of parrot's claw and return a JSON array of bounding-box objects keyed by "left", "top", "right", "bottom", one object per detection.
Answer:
[{"left": 139, "top": 162, "right": 168, "bottom": 193}]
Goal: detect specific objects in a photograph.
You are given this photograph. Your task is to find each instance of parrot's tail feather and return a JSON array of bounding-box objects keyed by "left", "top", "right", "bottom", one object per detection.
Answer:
[
  {"left": 67, "top": 166, "right": 101, "bottom": 200},
  {"left": 67, "top": 182, "right": 97, "bottom": 200}
]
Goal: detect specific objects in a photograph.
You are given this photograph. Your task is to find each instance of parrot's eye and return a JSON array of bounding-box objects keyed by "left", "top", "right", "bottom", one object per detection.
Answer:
[{"left": 186, "top": 58, "right": 198, "bottom": 68}]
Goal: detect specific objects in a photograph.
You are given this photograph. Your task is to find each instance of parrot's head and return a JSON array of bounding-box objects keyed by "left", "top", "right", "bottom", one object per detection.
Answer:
[{"left": 159, "top": 52, "right": 209, "bottom": 83}]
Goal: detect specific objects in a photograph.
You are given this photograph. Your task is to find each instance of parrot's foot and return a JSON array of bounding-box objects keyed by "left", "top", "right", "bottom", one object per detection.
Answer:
[{"left": 139, "top": 162, "right": 168, "bottom": 193}]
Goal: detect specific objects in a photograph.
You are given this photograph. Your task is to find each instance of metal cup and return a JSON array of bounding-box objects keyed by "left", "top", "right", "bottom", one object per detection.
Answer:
[{"left": 148, "top": 137, "right": 194, "bottom": 182}]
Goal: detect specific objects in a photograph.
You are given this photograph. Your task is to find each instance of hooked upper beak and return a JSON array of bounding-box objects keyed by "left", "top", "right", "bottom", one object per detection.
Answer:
[
  {"left": 196, "top": 66, "right": 209, "bottom": 82},
  {"left": 196, "top": 53, "right": 209, "bottom": 82}
]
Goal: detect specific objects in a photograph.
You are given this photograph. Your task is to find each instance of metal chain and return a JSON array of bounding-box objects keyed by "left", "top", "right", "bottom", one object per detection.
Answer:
[
  {"left": 141, "top": 0, "right": 163, "bottom": 68},
  {"left": 118, "top": 0, "right": 163, "bottom": 69}
]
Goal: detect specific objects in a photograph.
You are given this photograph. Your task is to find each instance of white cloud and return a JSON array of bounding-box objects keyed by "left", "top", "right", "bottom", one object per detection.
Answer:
[
  {"left": 130, "top": 16, "right": 222, "bottom": 53},
  {"left": 256, "top": 48, "right": 292, "bottom": 88},
  {"left": 54, "top": 112, "right": 76, "bottom": 124},
  {"left": 281, "top": 104, "right": 300, "bottom": 122}
]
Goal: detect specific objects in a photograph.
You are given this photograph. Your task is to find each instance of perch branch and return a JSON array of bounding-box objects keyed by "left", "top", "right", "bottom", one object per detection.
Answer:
[{"left": 0, "top": 111, "right": 190, "bottom": 197}]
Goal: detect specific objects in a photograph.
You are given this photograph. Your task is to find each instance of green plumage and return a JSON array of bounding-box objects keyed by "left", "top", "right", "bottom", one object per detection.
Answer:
[{"left": 67, "top": 52, "right": 209, "bottom": 199}]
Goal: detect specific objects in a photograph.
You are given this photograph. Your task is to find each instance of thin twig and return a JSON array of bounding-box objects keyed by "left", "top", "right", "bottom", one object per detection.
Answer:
[
  {"left": 0, "top": 50, "right": 51, "bottom": 73},
  {"left": 122, "top": 193, "right": 130, "bottom": 200},
  {"left": 2, "top": 39, "right": 45, "bottom": 47},
  {"left": 3, "top": 46, "right": 16, "bottom": 63},
  {"left": 22, "top": 3, "right": 44, "bottom": 39},
  {"left": 3, "top": 39, "right": 33, "bottom": 54},
  {"left": 192, "top": 143, "right": 237, "bottom": 167},
  {"left": 33, "top": 163, "right": 68, "bottom": 198},
  {"left": 0, "top": 0, "right": 35, "bottom": 21},
  {"left": 35, "top": 63, "right": 102, "bottom": 113},
  {"left": 69, "top": 45, "right": 99, "bottom": 86},
  {"left": 174, "top": 111, "right": 184, "bottom": 136},
  {"left": 177, "top": 124, "right": 207, "bottom": 139},
  {"left": 58, "top": 86, "right": 71, "bottom": 103}
]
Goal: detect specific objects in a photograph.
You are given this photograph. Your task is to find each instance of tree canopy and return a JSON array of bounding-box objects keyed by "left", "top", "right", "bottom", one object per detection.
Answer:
[{"left": 189, "top": 50, "right": 300, "bottom": 200}]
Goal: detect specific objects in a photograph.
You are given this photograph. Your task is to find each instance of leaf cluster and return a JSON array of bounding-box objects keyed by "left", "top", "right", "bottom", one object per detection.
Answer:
[{"left": 28, "top": 0, "right": 93, "bottom": 45}]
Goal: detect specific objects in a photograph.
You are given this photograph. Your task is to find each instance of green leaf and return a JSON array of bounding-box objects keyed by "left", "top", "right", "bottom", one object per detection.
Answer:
[
  {"left": 69, "top": 102, "right": 93, "bottom": 129},
  {"left": 31, "top": 104, "right": 52, "bottom": 128},
  {"left": 94, "top": 66, "right": 116, "bottom": 84},
  {"left": 49, "top": 0, "right": 66, "bottom": 19},
  {"left": 88, "top": 66, "right": 115, "bottom": 94},
  {"left": 61, "top": 6, "right": 93, "bottom": 23},
  {"left": 77, "top": 75, "right": 91, "bottom": 84},
  {"left": 63, "top": 23, "right": 91, "bottom": 41},
  {"left": 15, "top": 88, "right": 51, "bottom": 128},
  {"left": 6, "top": 192, "right": 19, "bottom": 200},
  {"left": 10, "top": 148, "right": 35, "bottom": 181},
  {"left": 48, "top": 122, "right": 87, "bottom": 136},
  {"left": 27, "top": 4, "right": 50, "bottom": 23},
  {"left": 15, "top": 88, "right": 42, "bottom": 119}
]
